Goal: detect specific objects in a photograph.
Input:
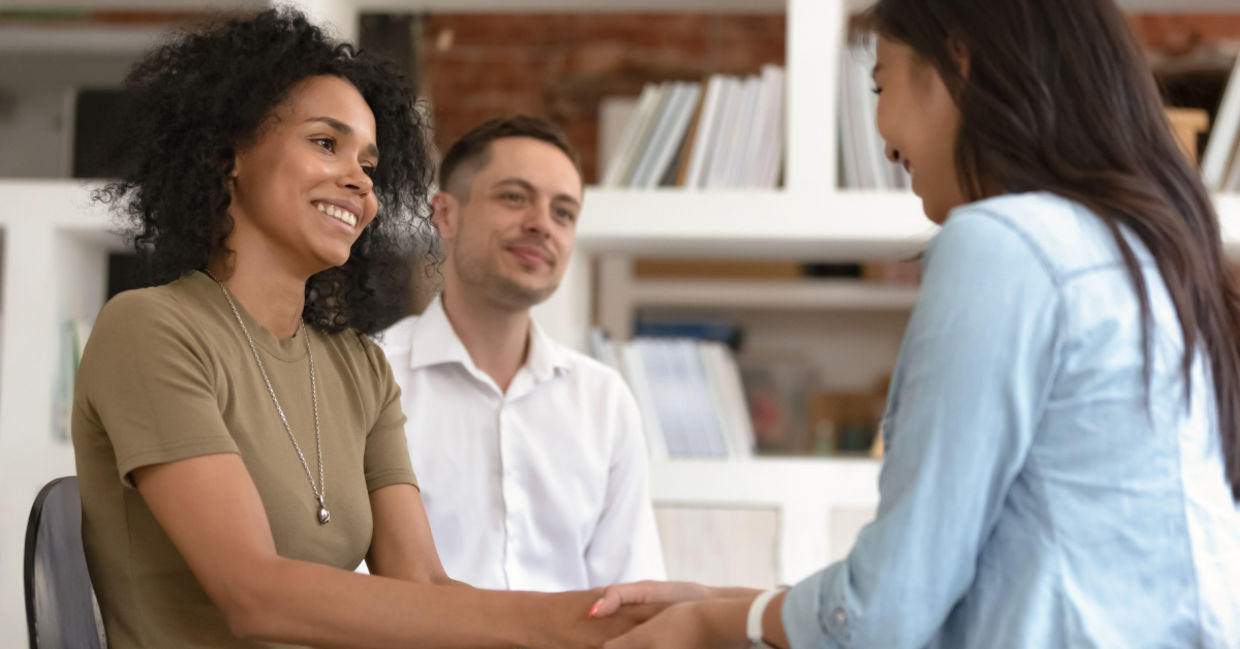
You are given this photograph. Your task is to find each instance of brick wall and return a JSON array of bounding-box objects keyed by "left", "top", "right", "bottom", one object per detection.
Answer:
[
  {"left": 1129, "top": 14, "right": 1240, "bottom": 54},
  {"left": 415, "top": 13, "right": 1240, "bottom": 184},
  {"left": 418, "top": 13, "right": 786, "bottom": 184}
]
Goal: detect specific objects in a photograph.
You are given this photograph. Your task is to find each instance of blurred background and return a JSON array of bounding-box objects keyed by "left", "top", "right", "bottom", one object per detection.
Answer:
[{"left": 3, "top": 1, "right": 1240, "bottom": 644}]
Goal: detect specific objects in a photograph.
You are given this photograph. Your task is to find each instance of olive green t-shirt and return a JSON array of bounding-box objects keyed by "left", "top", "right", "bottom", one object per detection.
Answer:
[{"left": 71, "top": 271, "right": 417, "bottom": 649}]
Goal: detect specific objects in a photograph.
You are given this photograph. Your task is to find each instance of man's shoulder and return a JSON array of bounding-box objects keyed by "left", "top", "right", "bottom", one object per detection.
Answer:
[
  {"left": 375, "top": 312, "right": 422, "bottom": 354},
  {"left": 549, "top": 338, "right": 625, "bottom": 383},
  {"left": 545, "top": 340, "right": 639, "bottom": 412}
]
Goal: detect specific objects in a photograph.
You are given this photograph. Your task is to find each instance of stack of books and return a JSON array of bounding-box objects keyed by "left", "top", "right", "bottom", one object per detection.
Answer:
[
  {"left": 600, "top": 65, "right": 786, "bottom": 189},
  {"left": 590, "top": 331, "right": 756, "bottom": 460},
  {"left": 838, "top": 38, "right": 910, "bottom": 190}
]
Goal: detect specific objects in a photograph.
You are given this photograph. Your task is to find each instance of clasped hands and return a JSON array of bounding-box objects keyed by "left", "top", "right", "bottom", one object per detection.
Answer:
[{"left": 543, "top": 581, "right": 762, "bottom": 649}]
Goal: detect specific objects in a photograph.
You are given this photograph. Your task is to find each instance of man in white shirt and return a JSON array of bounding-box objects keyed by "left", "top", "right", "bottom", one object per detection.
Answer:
[{"left": 380, "top": 116, "right": 665, "bottom": 591}]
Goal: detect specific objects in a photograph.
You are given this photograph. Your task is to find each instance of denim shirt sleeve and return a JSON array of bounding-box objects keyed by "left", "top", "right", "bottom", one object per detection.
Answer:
[{"left": 783, "top": 209, "right": 1064, "bottom": 649}]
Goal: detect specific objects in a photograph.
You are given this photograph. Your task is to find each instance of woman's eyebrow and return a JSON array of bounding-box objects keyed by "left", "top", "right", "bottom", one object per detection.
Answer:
[{"left": 307, "top": 116, "right": 380, "bottom": 158}]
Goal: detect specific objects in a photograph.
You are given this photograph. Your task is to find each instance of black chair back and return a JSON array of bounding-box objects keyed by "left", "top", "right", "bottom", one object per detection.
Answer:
[{"left": 24, "top": 476, "right": 106, "bottom": 649}]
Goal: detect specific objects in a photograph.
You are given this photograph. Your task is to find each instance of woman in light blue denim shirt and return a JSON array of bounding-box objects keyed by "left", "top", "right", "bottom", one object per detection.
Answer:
[{"left": 592, "top": 0, "right": 1240, "bottom": 647}]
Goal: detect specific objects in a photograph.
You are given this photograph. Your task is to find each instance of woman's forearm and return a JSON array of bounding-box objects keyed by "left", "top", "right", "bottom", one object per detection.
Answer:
[
  {"left": 762, "top": 592, "right": 791, "bottom": 649},
  {"left": 709, "top": 586, "right": 763, "bottom": 600},
  {"left": 234, "top": 557, "right": 543, "bottom": 649}
]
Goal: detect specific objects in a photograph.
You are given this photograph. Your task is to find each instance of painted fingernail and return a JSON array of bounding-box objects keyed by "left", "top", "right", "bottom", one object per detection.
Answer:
[{"left": 589, "top": 601, "right": 603, "bottom": 617}]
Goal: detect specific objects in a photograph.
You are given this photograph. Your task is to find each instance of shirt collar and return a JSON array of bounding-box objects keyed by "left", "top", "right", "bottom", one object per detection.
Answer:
[
  {"left": 407, "top": 294, "right": 571, "bottom": 384},
  {"left": 406, "top": 295, "right": 476, "bottom": 372},
  {"left": 526, "top": 315, "right": 572, "bottom": 383}
]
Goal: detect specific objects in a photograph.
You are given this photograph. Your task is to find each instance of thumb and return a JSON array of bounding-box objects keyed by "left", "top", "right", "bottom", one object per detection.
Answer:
[{"left": 590, "top": 580, "right": 658, "bottom": 618}]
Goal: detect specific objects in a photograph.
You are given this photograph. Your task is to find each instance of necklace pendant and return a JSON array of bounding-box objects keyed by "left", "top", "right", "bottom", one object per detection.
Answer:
[{"left": 318, "top": 505, "right": 331, "bottom": 525}]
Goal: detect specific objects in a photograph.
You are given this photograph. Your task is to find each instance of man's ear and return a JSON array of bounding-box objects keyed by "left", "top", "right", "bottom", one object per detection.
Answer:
[{"left": 431, "top": 191, "right": 458, "bottom": 240}]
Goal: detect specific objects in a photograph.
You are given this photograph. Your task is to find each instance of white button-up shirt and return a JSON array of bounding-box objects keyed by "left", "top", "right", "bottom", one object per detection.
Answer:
[{"left": 379, "top": 296, "right": 666, "bottom": 591}]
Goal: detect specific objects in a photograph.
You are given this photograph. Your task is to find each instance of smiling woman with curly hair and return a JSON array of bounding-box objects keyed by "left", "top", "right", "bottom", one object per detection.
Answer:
[
  {"left": 98, "top": 7, "right": 429, "bottom": 334},
  {"left": 73, "top": 8, "right": 652, "bottom": 648}
]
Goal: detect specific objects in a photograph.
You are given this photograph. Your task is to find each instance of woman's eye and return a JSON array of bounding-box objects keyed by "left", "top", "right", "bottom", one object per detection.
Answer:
[
  {"left": 557, "top": 208, "right": 576, "bottom": 222},
  {"left": 312, "top": 137, "right": 335, "bottom": 152},
  {"left": 362, "top": 165, "right": 376, "bottom": 177},
  {"left": 871, "top": 86, "right": 883, "bottom": 95}
]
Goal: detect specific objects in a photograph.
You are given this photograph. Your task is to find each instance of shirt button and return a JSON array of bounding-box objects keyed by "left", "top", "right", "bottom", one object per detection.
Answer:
[{"left": 832, "top": 608, "right": 848, "bottom": 626}]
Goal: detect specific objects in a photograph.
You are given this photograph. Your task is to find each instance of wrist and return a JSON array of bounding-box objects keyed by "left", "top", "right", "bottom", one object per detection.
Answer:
[
  {"left": 710, "top": 586, "right": 764, "bottom": 600},
  {"left": 748, "top": 587, "right": 790, "bottom": 649},
  {"left": 692, "top": 598, "right": 752, "bottom": 649}
]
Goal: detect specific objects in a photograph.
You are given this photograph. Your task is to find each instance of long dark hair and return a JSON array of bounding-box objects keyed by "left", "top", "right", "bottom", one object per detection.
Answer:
[
  {"left": 866, "top": 0, "right": 1240, "bottom": 499},
  {"left": 96, "top": 8, "right": 433, "bottom": 336}
]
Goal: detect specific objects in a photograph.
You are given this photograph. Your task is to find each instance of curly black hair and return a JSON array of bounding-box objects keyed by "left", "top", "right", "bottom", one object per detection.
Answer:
[{"left": 96, "top": 7, "right": 434, "bottom": 336}]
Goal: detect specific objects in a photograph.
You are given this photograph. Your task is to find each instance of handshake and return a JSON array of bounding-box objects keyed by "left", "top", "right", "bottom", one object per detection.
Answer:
[{"left": 534, "top": 581, "right": 780, "bottom": 649}]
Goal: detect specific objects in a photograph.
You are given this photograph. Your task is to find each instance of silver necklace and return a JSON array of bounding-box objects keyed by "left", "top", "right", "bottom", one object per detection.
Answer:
[{"left": 206, "top": 271, "right": 330, "bottom": 525}]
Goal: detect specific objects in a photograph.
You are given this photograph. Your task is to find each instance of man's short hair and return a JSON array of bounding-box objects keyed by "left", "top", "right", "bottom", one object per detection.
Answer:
[{"left": 438, "top": 115, "right": 583, "bottom": 201}]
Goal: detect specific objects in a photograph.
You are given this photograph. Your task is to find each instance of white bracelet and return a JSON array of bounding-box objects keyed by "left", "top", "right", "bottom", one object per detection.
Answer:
[{"left": 746, "top": 587, "right": 787, "bottom": 648}]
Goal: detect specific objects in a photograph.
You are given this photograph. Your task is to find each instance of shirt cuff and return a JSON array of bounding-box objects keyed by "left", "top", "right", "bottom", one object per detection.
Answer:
[{"left": 782, "top": 562, "right": 859, "bottom": 649}]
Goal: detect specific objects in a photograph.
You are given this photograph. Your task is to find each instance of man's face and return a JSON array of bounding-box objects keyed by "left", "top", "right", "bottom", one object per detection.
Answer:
[{"left": 439, "top": 136, "right": 583, "bottom": 310}]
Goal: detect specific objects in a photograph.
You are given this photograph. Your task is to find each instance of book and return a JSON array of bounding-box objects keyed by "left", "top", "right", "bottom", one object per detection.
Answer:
[
  {"left": 684, "top": 75, "right": 727, "bottom": 188},
  {"left": 622, "top": 84, "right": 677, "bottom": 186},
  {"left": 630, "top": 83, "right": 688, "bottom": 187},
  {"left": 718, "top": 75, "right": 762, "bottom": 187},
  {"left": 635, "top": 82, "right": 701, "bottom": 188},
  {"left": 738, "top": 73, "right": 772, "bottom": 187},
  {"left": 597, "top": 95, "right": 641, "bottom": 180},
  {"left": 756, "top": 64, "right": 786, "bottom": 188},
  {"left": 601, "top": 83, "right": 660, "bottom": 187},
  {"left": 704, "top": 77, "right": 745, "bottom": 188},
  {"left": 698, "top": 342, "right": 756, "bottom": 457},
  {"left": 615, "top": 341, "right": 669, "bottom": 460},
  {"left": 1201, "top": 53, "right": 1240, "bottom": 190},
  {"left": 638, "top": 339, "right": 697, "bottom": 457},
  {"left": 670, "top": 338, "right": 729, "bottom": 457},
  {"left": 599, "top": 66, "right": 786, "bottom": 190},
  {"left": 606, "top": 334, "right": 756, "bottom": 459},
  {"left": 673, "top": 81, "right": 710, "bottom": 186}
]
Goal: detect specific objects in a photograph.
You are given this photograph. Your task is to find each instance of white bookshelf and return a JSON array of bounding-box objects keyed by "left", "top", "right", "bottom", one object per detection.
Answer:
[
  {"left": 2, "top": 0, "right": 1240, "bottom": 643},
  {"left": 574, "top": 189, "right": 934, "bottom": 259},
  {"left": 649, "top": 457, "right": 882, "bottom": 586},
  {"left": 629, "top": 278, "right": 919, "bottom": 312}
]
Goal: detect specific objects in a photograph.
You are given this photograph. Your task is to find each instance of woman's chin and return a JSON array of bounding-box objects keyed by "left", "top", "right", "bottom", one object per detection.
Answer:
[{"left": 918, "top": 193, "right": 964, "bottom": 225}]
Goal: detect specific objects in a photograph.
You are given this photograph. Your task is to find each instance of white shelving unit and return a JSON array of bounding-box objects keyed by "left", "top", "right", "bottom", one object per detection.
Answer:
[
  {"left": 2, "top": 0, "right": 1239, "bottom": 643},
  {"left": 650, "top": 456, "right": 881, "bottom": 586},
  {"left": 630, "top": 278, "right": 919, "bottom": 311}
]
